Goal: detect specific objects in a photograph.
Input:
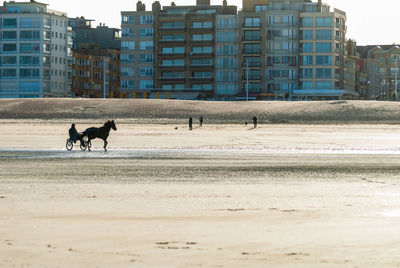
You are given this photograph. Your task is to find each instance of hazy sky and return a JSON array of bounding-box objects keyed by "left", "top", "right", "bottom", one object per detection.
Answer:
[{"left": 43, "top": 0, "right": 398, "bottom": 46}]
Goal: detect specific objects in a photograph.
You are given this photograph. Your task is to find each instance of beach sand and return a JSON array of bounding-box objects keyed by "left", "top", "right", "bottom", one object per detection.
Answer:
[{"left": 1, "top": 99, "right": 400, "bottom": 267}]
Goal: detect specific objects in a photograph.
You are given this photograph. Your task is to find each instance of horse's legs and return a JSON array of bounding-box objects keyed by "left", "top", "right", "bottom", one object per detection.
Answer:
[
  {"left": 88, "top": 138, "right": 92, "bottom": 151},
  {"left": 103, "top": 139, "right": 108, "bottom": 152}
]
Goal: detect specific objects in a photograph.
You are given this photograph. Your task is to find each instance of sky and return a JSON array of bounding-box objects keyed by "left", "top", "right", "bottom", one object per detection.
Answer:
[{"left": 42, "top": 0, "right": 399, "bottom": 46}]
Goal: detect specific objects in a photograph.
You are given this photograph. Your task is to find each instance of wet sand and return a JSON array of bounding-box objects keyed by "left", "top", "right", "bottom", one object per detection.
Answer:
[{"left": 1, "top": 121, "right": 400, "bottom": 267}]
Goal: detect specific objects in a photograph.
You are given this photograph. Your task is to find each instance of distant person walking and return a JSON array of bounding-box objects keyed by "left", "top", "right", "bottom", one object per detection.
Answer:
[
  {"left": 189, "top": 117, "right": 193, "bottom": 131},
  {"left": 199, "top": 116, "right": 204, "bottom": 127},
  {"left": 253, "top": 116, "right": 258, "bottom": 128}
]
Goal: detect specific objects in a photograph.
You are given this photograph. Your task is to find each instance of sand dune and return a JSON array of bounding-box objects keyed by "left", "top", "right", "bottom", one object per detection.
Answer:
[{"left": 1, "top": 98, "right": 400, "bottom": 124}]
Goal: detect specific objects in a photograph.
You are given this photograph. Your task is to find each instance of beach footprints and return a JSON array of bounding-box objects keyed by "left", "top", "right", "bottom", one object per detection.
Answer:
[{"left": 155, "top": 241, "right": 197, "bottom": 250}]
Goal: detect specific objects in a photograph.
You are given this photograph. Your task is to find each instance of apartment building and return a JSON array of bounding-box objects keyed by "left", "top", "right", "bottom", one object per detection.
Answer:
[
  {"left": 72, "top": 43, "right": 120, "bottom": 98},
  {"left": 121, "top": 0, "right": 238, "bottom": 100},
  {"left": 238, "top": 0, "right": 347, "bottom": 100},
  {"left": 0, "top": 0, "right": 73, "bottom": 98},
  {"left": 358, "top": 45, "right": 400, "bottom": 101}
]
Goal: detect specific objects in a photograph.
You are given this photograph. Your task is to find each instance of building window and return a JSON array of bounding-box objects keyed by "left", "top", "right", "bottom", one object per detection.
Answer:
[
  {"left": 161, "top": 22, "right": 184, "bottom": 29},
  {"left": 121, "top": 54, "right": 135, "bottom": 63},
  {"left": 0, "top": 68, "right": 17, "bottom": 78},
  {"left": 192, "top": 72, "right": 212, "bottom": 78},
  {"left": 121, "top": 67, "right": 134, "bottom": 76},
  {"left": 161, "top": 72, "right": 184, "bottom": 78},
  {"left": 243, "top": 43, "right": 260, "bottom": 54},
  {"left": 139, "top": 67, "right": 154, "bottom": 76},
  {"left": 139, "top": 54, "right": 153, "bottom": 63},
  {"left": 217, "top": 31, "right": 236, "bottom": 42},
  {"left": 191, "top": 59, "right": 212, "bottom": 66},
  {"left": 1, "top": 56, "right": 17, "bottom": 65},
  {"left": 122, "top": 41, "right": 135, "bottom": 50},
  {"left": 192, "top": 84, "right": 212, "bottom": 90},
  {"left": 192, "top": 34, "right": 213, "bottom": 41},
  {"left": 139, "top": 41, "right": 153, "bottom": 50},
  {"left": 217, "top": 57, "right": 237, "bottom": 68},
  {"left": 302, "top": 30, "right": 313, "bottom": 40},
  {"left": 316, "top": 30, "right": 332, "bottom": 40},
  {"left": 20, "top": 69, "right": 40, "bottom": 78},
  {"left": 316, "top": 68, "right": 332, "bottom": 79},
  {"left": 216, "top": 17, "right": 236, "bottom": 29},
  {"left": 161, "top": 34, "right": 185, "bottom": 41},
  {"left": 122, "top": 15, "right": 135, "bottom": 25},
  {"left": 121, "top": 80, "right": 135, "bottom": 89},
  {"left": 316, "top": 17, "right": 332, "bottom": 27},
  {"left": 2, "top": 31, "right": 17, "bottom": 40},
  {"left": 301, "top": 17, "right": 313, "bottom": 27},
  {"left": 1, "top": 18, "right": 17, "bottom": 28},
  {"left": 2, "top": 43, "right": 17, "bottom": 52},
  {"left": 316, "top": 81, "right": 331, "bottom": 89},
  {"left": 122, "top": 28, "right": 135, "bottom": 38},
  {"left": 302, "top": 56, "right": 313, "bottom": 66},
  {"left": 316, "top": 43, "right": 332, "bottom": 53},
  {"left": 140, "top": 15, "right": 154, "bottom": 24},
  {"left": 316, "top": 55, "right": 332, "bottom": 66},
  {"left": 139, "top": 80, "right": 153, "bottom": 89},
  {"left": 192, "top": 21, "right": 213, "bottom": 29},
  {"left": 161, "top": 47, "right": 184, "bottom": 54},
  {"left": 254, "top": 5, "right": 268, "bottom": 12},
  {"left": 244, "top": 18, "right": 260, "bottom": 27},
  {"left": 162, "top": 59, "right": 185, "bottom": 66},
  {"left": 139, "top": 28, "right": 154, "bottom": 37},
  {"left": 217, "top": 70, "right": 236, "bottom": 82},
  {"left": 20, "top": 30, "right": 40, "bottom": 40},
  {"left": 302, "top": 43, "right": 313, "bottom": 53},
  {"left": 192, "top": 46, "right": 212, "bottom": 54},
  {"left": 244, "top": 30, "right": 261, "bottom": 41},
  {"left": 20, "top": 18, "right": 41, "bottom": 28},
  {"left": 302, "top": 68, "right": 313, "bottom": 79},
  {"left": 20, "top": 56, "right": 39, "bottom": 65}
]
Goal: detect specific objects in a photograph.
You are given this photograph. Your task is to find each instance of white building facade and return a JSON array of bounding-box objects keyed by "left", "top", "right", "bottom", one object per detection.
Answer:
[{"left": 0, "top": 1, "right": 72, "bottom": 98}]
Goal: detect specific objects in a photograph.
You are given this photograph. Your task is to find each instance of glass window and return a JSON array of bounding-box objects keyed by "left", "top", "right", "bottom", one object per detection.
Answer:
[
  {"left": 2, "top": 31, "right": 17, "bottom": 40},
  {"left": 121, "top": 67, "right": 134, "bottom": 76},
  {"left": 2, "top": 43, "right": 16, "bottom": 52},
  {"left": 162, "top": 59, "right": 185, "bottom": 66},
  {"left": 20, "top": 69, "right": 40, "bottom": 78},
  {"left": 302, "top": 30, "right": 313, "bottom": 40},
  {"left": 302, "top": 43, "right": 313, "bottom": 52},
  {"left": 139, "top": 54, "right": 153, "bottom": 63},
  {"left": 161, "top": 34, "right": 185, "bottom": 41},
  {"left": 139, "top": 15, "right": 154, "bottom": 24},
  {"left": 192, "top": 34, "right": 213, "bottom": 41},
  {"left": 1, "top": 56, "right": 17, "bottom": 65},
  {"left": 316, "top": 30, "right": 332, "bottom": 40},
  {"left": 122, "top": 15, "right": 135, "bottom": 24},
  {"left": 139, "top": 41, "right": 153, "bottom": 50},
  {"left": 316, "top": 81, "right": 331, "bottom": 89},
  {"left": 192, "top": 59, "right": 212, "bottom": 66},
  {"left": 139, "top": 67, "right": 154, "bottom": 76},
  {"left": 192, "top": 21, "right": 212, "bottom": 28},
  {"left": 217, "top": 70, "right": 236, "bottom": 81},
  {"left": 217, "top": 44, "right": 236, "bottom": 55},
  {"left": 302, "top": 56, "right": 313, "bottom": 66},
  {"left": 1, "top": 68, "right": 17, "bottom": 78},
  {"left": 218, "top": 57, "right": 237, "bottom": 68},
  {"left": 20, "top": 30, "right": 40, "bottom": 40},
  {"left": 244, "top": 31, "right": 260, "bottom": 41},
  {"left": 2, "top": 18, "right": 17, "bottom": 27},
  {"left": 192, "top": 72, "right": 212, "bottom": 78},
  {"left": 122, "top": 41, "right": 135, "bottom": 50},
  {"left": 121, "top": 80, "right": 135, "bottom": 89},
  {"left": 316, "top": 68, "right": 331, "bottom": 78},
  {"left": 20, "top": 18, "right": 41, "bottom": 28},
  {"left": 316, "top": 55, "right": 332, "bottom": 65},
  {"left": 217, "top": 31, "right": 236, "bottom": 42},
  {"left": 161, "top": 22, "right": 184, "bottom": 28},
  {"left": 244, "top": 18, "right": 260, "bottom": 27},
  {"left": 316, "top": 17, "right": 332, "bottom": 27},
  {"left": 216, "top": 17, "right": 236, "bottom": 29},
  {"left": 139, "top": 80, "right": 153, "bottom": 89},
  {"left": 255, "top": 5, "right": 268, "bottom": 12},
  {"left": 316, "top": 43, "right": 331, "bottom": 52},
  {"left": 192, "top": 46, "right": 213, "bottom": 54},
  {"left": 161, "top": 47, "right": 184, "bottom": 54},
  {"left": 122, "top": 28, "right": 135, "bottom": 38},
  {"left": 161, "top": 72, "right": 184, "bottom": 78},
  {"left": 243, "top": 43, "right": 260, "bottom": 54},
  {"left": 120, "top": 54, "right": 135, "bottom": 63},
  {"left": 196, "top": 9, "right": 216, "bottom": 14},
  {"left": 139, "top": 28, "right": 154, "bottom": 37},
  {"left": 302, "top": 68, "right": 313, "bottom": 79},
  {"left": 302, "top": 81, "right": 313, "bottom": 89},
  {"left": 302, "top": 17, "right": 313, "bottom": 27},
  {"left": 20, "top": 56, "right": 39, "bottom": 65}
]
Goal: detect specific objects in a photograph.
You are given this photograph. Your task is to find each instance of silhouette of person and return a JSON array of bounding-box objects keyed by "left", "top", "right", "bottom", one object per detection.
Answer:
[
  {"left": 69, "top": 123, "right": 79, "bottom": 143},
  {"left": 189, "top": 117, "right": 193, "bottom": 131},
  {"left": 253, "top": 116, "right": 258, "bottom": 128},
  {"left": 199, "top": 116, "right": 204, "bottom": 127}
]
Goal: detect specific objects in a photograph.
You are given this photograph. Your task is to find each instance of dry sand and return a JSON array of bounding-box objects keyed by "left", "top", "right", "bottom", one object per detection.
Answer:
[{"left": 1, "top": 99, "right": 400, "bottom": 267}]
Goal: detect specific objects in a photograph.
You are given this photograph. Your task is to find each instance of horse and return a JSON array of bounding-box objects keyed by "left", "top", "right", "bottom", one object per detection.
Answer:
[{"left": 82, "top": 120, "right": 117, "bottom": 151}]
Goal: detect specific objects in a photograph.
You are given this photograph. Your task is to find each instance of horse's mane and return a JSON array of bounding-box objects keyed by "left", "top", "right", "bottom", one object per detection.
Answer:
[{"left": 103, "top": 120, "right": 111, "bottom": 126}]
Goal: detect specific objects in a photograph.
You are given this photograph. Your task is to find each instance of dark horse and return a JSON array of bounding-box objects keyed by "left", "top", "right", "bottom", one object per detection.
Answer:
[{"left": 82, "top": 120, "right": 117, "bottom": 151}]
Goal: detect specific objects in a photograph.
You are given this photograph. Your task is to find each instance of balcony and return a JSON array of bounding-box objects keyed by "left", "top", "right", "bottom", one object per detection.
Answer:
[
  {"left": 242, "top": 49, "right": 261, "bottom": 55},
  {"left": 242, "top": 23, "right": 261, "bottom": 28},
  {"left": 242, "top": 62, "right": 261, "bottom": 67}
]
